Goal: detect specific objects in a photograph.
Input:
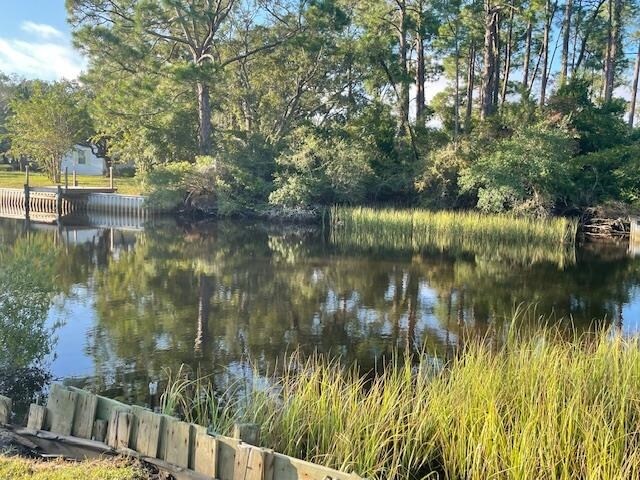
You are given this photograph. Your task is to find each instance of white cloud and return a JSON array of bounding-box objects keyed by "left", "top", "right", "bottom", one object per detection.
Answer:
[
  {"left": 0, "top": 37, "right": 85, "bottom": 81},
  {"left": 21, "top": 21, "right": 64, "bottom": 40}
]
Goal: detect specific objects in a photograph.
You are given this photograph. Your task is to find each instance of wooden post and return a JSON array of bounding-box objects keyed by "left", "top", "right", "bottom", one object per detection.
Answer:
[
  {"left": 73, "top": 170, "right": 78, "bottom": 187},
  {"left": 24, "top": 165, "right": 30, "bottom": 219},
  {"left": 233, "top": 423, "right": 260, "bottom": 446},
  {"left": 92, "top": 419, "right": 108, "bottom": 442},
  {"left": 27, "top": 404, "right": 47, "bottom": 430},
  {"left": 65, "top": 167, "right": 69, "bottom": 189},
  {"left": 24, "top": 184, "right": 30, "bottom": 219},
  {"left": 109, "top": 166, "right": 114, "bottom": 190},
  {"left": 56, "top": 185, "right": 62, "bottom": 220},
  {"left": 0, "top": 395, "right": 12, "bottom": 424},
  {"left": 107, "top": 410, "right": 133, "bottom": 450}
]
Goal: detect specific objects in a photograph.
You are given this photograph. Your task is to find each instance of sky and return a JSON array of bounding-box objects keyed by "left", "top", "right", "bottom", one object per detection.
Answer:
[{"left": 0, "top": 1, "right": 86, "bottom": 80}]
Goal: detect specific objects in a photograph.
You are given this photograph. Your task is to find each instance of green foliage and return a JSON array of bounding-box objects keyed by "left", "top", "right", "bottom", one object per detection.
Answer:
[
  {"left": 270, "top": 127, "right": 374, "bottom": 207},
  {"left": 140, "top": 161, "right": 193, "bottom": 211},
  {"left": 59, "top": 0, "right": 640, "bottom": 216},
  {"left": 573, "top": 143, "right": 640, "bottom": 207},
  {"left": 460, "top": 122, "right": 576, "bottom": 215},
  {"left": 141, "top": 155, "right": 269, "bottom": 215},
  {"left": 547, "top": 79, "right": 630, "bottom": 154},
  {"left": 7, "top": 82, "right": 91, "bottom": 181}
]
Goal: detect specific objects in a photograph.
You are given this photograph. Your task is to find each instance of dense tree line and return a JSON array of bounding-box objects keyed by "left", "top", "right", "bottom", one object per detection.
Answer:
[{"left": 2, "top": 0, "right": 640, "bottom": 215}]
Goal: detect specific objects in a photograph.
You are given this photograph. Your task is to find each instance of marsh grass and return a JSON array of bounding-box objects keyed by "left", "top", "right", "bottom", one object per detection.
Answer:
[
  {"left": 330, "top": 206, "right": 578, "bottom": 267},
  {"left": 163, "top": 324, "right": 640, "bottom": 479}
]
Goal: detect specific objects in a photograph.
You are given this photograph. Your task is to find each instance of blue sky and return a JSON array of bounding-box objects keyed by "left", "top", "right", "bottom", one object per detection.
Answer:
[{"left": 0, "top": 1, "right": 86, "bottom": 80}]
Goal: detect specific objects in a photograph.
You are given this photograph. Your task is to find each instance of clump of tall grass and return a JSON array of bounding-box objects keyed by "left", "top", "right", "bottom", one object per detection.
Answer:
[
  {"left": 163, "top": 326, "right": 640, "bottom": 479},
  {"left": 330, "top": 206, "right": 578, "bottom": 267}
]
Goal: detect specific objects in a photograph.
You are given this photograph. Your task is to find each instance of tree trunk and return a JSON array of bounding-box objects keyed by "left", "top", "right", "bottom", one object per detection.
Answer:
[
  {"left": 603, "top": 0, "right": 622, "bottom": 102},
  {"left": 493, "top": 13, "right": 501, "bottom": 108},
  {"left": 399, "top": 0, "right": 410, "bottom": 129},
  {"left": 539, "top": 0, "right": 551, "bottom": 108},
  {"left": 629, "top": 40, "right": 640, "bottom": 128},
  {"left": 500, "top": 1, "right": 514, "bottom": 105},
  {"left": 197, "top": 81, "right": 212, "bottom": 155},
  {"left": 416, "top": 32, "right": 426, "bottom": 124},
  {"left": 560, "top": 0, "right": 573, "bottom": 84},
  {"left": 454, "top": 31, "right": 461, "bottom": 140},
  {"left": 523, "top": 19, "right": 533, "bottom": 90},
  {"left": 481, "top": 0, "right": 499, "bottom": 120},
  {"left": 465, "top": 42, "right": 476, "bottom": 132}
]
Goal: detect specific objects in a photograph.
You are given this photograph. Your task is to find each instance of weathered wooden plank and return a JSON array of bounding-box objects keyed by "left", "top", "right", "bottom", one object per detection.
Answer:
[
  {"left": 193, "top": 431, "right": 218, "bottom": 477},
  {"left": 189, "top": 424, "right": 207, "bottom": 471},
  {"left": 46, "top": 385, "right": 77, "bottom": 435},
  {"left": 92, "top": 419, "right": 108, "bottom": 442},
  {"left": 135, "top": 410, "right": 162, "bottom": 458},
  {"left": 233, "top": 423, "right": 260, "bottom": 446},
  {"left": 26, "top": 404, "right": 47, "bottom": 430},
  {"left": 107, "top": 410, "right": 133, "bottom": 450},
  {"left": 72, "top": 391, "right": 98, "bottom": 439},
  {"left": 271, "top": 453, "right": 357, "bottom": 480},
  {"left": 234, "top": 445, "right": 267, "bottom": 480},
  {"left": 163, "top": 419, "right": 191, "bottom": 468},
  {"left": 0, "top": 395, "right": 12, "bottom": 424},
  {"left": 158, "top": 415, "right": 180, "bottom": 461},
  {"left": 217, "top": 436, "right": 240, "bottom": 480}
]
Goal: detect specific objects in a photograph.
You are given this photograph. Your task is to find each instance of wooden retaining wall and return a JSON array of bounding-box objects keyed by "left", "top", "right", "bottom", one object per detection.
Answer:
[
  {"left": 0, "top": 187, "right": 74, "bottom": 217},
  {"left": 0, "top": 187, "right": 156, "bottom": 221},
  {"left": 85, "top": 193, "right": 148, "bottom": 216},
  {"left": 1, "top": 385, "right": 363, "bottom": 480}
]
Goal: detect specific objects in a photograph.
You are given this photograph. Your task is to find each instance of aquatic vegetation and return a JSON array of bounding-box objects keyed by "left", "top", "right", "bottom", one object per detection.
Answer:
[
  {"left": 331, "top": 206, "right": 578, "bottom": 267},
  {"left": 163, "top": 323, "right": 640, "bottom": 479}
]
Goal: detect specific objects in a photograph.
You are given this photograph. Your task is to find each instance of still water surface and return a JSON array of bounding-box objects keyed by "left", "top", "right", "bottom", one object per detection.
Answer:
[{"left": 1, "top": 216, "right": 640, "bottom": 407}]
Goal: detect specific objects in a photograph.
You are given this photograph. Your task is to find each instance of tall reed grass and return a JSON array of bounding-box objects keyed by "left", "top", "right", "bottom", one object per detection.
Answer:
[
  {"left": 330, "top": 206, "right": 578, "bottom": 267},
  {"left": 162, "top": 324, "right": 640, "bottom": 479}
]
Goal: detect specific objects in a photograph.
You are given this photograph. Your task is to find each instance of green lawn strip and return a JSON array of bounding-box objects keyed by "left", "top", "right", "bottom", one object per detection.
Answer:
[{"left": 0, "top": 171, "right": 141, "bottom": 196}]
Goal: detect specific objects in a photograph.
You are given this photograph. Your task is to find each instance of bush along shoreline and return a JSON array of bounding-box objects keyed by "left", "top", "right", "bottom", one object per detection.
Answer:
[{"left": 160, "top": 322, "right": 640, "bottom": 480}]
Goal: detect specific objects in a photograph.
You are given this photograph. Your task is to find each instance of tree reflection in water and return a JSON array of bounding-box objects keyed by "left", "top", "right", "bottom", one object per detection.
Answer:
[
  {"left": 0, "top": 233, "right": 59, "bottom": 419},
  {"left": 0, "top": 218, "right": 639, "bottom": 411}
]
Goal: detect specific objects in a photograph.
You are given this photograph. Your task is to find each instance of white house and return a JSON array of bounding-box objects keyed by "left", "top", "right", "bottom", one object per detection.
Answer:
[{"left": 60, "top": 145, "right": 107, "bottom": 176}]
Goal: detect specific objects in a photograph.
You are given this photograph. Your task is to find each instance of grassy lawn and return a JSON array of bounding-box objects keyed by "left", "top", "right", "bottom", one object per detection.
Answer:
[
  {"left": 0, "top": 455, "right": 146, "bottom": 480},
  {"left": 0, "top": 171, "right": 142, "bottom": 196}
]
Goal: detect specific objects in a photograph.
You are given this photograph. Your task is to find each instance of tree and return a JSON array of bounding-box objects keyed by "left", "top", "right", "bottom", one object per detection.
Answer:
[
  {"left": 7, "top": 82, "right": 90, "bottom": 181},
  {"left": 67, "top": 0, "right": 300, "bottom": 156}
]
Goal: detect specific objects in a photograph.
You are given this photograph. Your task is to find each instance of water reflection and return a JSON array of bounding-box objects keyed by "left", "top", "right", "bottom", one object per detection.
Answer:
[
  {"left": 0, "top": 233, "right": 60, "bottom": 419},
  {"left": 0, "top": 217, "right": 639, "bottom": 407}
]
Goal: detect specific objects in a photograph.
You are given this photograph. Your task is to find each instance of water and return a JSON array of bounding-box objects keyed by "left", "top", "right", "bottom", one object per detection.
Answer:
[{"left": 1, "top": 216, "right": 639, "bottom": 408}]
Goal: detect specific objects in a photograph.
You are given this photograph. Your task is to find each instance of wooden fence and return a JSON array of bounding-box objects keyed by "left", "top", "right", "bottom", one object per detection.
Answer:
[
  {"left": 0, "top": 385, "right": 364, "bottom": 480},
  {"left": 0, "top": 187, "right": 156, "bottom": 222}
]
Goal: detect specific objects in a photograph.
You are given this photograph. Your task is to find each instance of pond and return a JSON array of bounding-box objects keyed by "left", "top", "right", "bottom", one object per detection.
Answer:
[{"left": 1, "top": 216, "right": 640, "bottom": 409}]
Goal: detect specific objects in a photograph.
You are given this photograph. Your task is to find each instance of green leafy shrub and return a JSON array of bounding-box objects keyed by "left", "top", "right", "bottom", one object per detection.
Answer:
[
  {"left": 460, "top": 122, "right": 576, "bottom": 216},
  {"left": 141, "top": 156, "right": 268, "bottom": 215},
  {"left": 140, "top": 161, "right": 193, "bottom": 211},
  {"left": 573, "top": 143, "right": 640, "bottom": 207},
  {"left": 270, "top": 127, "right": 374, "bottom": 207}
]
